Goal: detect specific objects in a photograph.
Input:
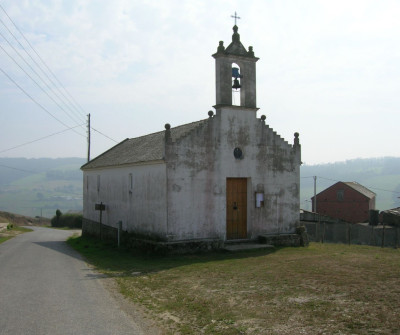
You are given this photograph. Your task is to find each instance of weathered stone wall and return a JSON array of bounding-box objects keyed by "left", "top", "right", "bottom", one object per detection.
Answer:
[
  {"left": 259, "top": 234, "right": 302, "bottom": 247},
  {"left": 122, "top": 235, "right": 224, "bottom": 255}
]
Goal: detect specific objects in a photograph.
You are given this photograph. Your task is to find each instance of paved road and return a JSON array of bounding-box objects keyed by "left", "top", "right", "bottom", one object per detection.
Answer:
[{"left": 0, "top": 227, "right": 146, "bottom": 335}]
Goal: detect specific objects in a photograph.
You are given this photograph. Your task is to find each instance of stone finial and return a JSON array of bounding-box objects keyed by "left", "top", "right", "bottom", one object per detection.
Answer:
[
  {"left": 232, "top": 25, "right": 240, "bottom": 42},
  {"left": 248, "top": 46, "right": 254, "bottom": 57},
  {"left": 217, "top": 41, "right": 225, "bottom": 53},
  {"left": 261, "top": 115, "right": 266, "bottom": 121},
  {"left": 208, "top": 110, "right": 214, "bottom": 118},
  {"left": 165, "top": 123, "right": 171, "bottom": 144},
  {"left": 294, "top": 132, "right": 300, "bottom": 146}
]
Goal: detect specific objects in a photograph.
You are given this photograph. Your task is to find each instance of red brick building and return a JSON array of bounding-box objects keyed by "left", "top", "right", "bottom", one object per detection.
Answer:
[{"left": 311, "top": 182, "right": 376, "bottom": 223}]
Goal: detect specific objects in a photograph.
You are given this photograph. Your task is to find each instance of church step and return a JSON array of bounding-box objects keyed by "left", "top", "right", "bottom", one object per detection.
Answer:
[
  {"left": 224, "top": 238, "right": 255, "bottom": 245},
  {"left": 222, "top": 243, "right": 274, "bottom": 252}
]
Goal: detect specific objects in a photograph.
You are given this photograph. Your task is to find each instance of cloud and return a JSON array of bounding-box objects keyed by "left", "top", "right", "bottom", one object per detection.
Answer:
[{"left": 0, "top": 0, "right": 399, "bottom": 163}]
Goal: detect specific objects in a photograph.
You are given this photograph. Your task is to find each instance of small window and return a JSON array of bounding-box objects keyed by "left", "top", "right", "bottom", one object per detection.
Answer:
[
  {"left": 97, "top": 175, "right": 100, "bottom": 193},
  {"left": 129, "top": 173, "right": 133, "bottom": 192},
  {"left": 337, "top": 190, "right": 344, "bottom": 201},
  {"left": 86, "top": 176, "right": 89, "bottom": 191}
]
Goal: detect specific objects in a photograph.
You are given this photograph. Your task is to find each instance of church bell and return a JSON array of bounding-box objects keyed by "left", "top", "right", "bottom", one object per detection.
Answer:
[
  {"left": 232, "top": 78, "right": 241, "bottom": 90},
  {"left": 232, "top": 67, "right": 241, "bottom": 90}
]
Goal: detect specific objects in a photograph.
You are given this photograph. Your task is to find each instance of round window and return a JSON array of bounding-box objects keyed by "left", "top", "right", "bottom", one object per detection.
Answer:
[{"left": 233, "top": 147, "right": 243, "bottom": 159}]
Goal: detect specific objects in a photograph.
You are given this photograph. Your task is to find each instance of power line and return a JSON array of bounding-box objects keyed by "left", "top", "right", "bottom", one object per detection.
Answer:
[
  {"left": 0, "top": 18, "right": 86, "bottom": 127},
  {"left": 0, "top": 42, "right": 86, "bottom": 134},
  {"left": 91, "top": 127, "right": 118, "bottom": 143},
  {"left": 0, "top": 4, "right": 121, "bottom": 152},
  {"left": 302, "top": 175, "right": 400, "bottom": 195},
  {"left": 317, "top": 176, "right": 400, "bottom": 195},
  {"left": 0, "top": 124, "right": 85, "bottom": 154},
  {"left": 0, "top": 164, "right": 34, "bottom": 173},
  {"left": 0, "top": 66, "right": 85, "bottom": 138},
  {"left": 0, "top": 3, "right": 87, "bottom": 122}
]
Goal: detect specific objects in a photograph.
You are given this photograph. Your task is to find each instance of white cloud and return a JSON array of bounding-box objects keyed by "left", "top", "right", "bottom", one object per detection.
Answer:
[{"left": 0, "top": 0, "right": 399, "bottom": 164}]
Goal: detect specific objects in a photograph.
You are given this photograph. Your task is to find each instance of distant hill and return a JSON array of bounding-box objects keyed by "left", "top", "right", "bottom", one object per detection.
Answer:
[
  {"left": 0, "top": 158, "right": 85, "bottom": 218},
  {"left": 301, "top": 157, "right": 400, "bottom": 211},
  {"left": 1, "top": 157, "right": 399, "bottom": 218},
  {"left": 0, "top": 210, "right": 50, "bottom": 226}
]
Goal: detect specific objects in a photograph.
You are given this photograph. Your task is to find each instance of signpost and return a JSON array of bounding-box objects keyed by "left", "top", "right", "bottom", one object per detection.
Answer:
[{"left": 95, "top": 202, "right": 105, "bottom": 239}]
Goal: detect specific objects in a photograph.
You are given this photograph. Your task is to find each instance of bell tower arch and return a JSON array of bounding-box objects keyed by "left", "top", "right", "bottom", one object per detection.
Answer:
[{"left": 212, "top": 24, "right": 259, "bottom": 110}]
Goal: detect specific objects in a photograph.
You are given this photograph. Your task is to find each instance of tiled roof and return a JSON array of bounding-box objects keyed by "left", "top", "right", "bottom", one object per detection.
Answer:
[
  {"left": 81, "top": 120, "right": 206, "bottom": 170},
  {"left": 344, "top": 182, "right": 376, "bottom": 199}
]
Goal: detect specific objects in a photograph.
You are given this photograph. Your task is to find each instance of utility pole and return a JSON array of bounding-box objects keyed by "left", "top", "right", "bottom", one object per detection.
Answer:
[
  {"left": 87, "top": 113, "right": 91, "bottom": 162},
  {"left": 313, "top": 176, "right": 317, "bottom": 219}
]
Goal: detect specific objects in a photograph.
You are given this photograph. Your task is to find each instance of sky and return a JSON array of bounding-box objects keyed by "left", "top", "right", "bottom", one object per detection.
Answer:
[{"left": 0, "top": 0, "right": 399, "bottom": 165}]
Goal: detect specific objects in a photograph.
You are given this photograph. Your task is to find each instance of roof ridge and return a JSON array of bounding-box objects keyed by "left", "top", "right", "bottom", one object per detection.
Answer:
[{"left": 343, "top": 181, "right": 376, "bottom": 197}]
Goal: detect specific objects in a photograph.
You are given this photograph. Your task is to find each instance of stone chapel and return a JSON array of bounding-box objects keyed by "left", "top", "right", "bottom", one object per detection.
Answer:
[{"left": 81, "top": 24, "right": 302, "bottom": 247}]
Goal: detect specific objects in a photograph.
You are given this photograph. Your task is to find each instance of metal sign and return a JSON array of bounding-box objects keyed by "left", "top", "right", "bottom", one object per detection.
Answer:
[{"left": 95, "top": 203, "right": 105, "bottom": 211}]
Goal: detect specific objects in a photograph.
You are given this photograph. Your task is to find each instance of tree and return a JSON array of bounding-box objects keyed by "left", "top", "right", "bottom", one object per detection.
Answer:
[{"left": 56, "top": 209, "right": 62, "bottom": 225}]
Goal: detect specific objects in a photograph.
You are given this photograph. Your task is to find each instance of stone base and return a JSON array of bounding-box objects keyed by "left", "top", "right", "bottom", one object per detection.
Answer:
[
  {"left": 258, "top": 226, "right": 309, "bottom": 247},
  {"left": 223, "top": 243, "right": 274, "bottom": 252},
  {"left": 258, "top": 234, "right": 300, "bottom": 247},
  {"left": 123, "top": 235, "right": 224, "bottom": 255}
]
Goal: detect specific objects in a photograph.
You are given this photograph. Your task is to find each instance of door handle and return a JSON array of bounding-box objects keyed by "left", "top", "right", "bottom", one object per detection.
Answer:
[{"left": 233, "top": 202, "right": 238, "bottom": 210}]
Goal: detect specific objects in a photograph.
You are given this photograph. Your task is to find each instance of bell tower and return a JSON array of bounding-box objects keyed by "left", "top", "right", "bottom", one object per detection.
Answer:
[{"left": 212, "top": 20, "right": 259, "bottom": 110}]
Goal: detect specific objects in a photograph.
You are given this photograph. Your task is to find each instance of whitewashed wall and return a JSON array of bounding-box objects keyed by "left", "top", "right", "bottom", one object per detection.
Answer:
[
  {"left": 165, "top": 106, "right": 300, "bottom": 241},
  {"left": 83, "top": 163, "right": 168, "bottom": 237}
]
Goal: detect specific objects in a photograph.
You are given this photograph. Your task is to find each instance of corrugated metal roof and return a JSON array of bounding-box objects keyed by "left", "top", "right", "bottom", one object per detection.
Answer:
[
  {"left": 81, "top": 120, "right": 206, "bottom": 170},
  {"left": 343, "top": 182, "right": 376, "bottom": 199},
  {"left": 382, "top": 207, "right": 400, "bottom": 216}
]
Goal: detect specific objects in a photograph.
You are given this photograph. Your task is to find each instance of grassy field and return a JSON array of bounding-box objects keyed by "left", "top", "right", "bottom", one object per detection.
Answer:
[
  {"left": 0, "top": 164, "right": 83, "bottom": 218},
  {"left": 0, "top": 226, "right": 33, "bottom": 244},
  {"left": 67, "top": 237, "right": 400, "bottom": 334}
]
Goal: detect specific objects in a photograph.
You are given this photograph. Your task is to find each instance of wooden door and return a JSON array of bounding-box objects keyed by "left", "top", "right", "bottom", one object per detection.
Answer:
[{"left": 226, "top": 178, "right": 247, "bottom": 240}]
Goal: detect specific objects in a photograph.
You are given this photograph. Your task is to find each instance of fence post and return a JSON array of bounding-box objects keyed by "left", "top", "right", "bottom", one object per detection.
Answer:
[
  {"left": 382, "top": 223, "right": 385, "bottom": 248},
  {"left": 370, "top": 225, "right": 375, "bottom": 246},
  {"left": 348, "top": 223, "right": 351, "bottom": 245},
  {"left": 118, "top": 221, "right": 122, "bottom": 247}
]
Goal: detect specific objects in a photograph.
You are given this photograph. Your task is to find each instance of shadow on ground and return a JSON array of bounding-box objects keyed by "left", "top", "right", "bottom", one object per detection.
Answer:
[{"left": 65, "top": 235, "right": 283, "bottom": 279}]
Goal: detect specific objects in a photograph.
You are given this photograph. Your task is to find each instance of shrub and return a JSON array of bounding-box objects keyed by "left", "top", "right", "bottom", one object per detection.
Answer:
[
  {"left": 51, "top": 213, "right": 82, "bottom": 228},
  {"left": 7, "top": 223, "right": 13, "bottom": 230}
]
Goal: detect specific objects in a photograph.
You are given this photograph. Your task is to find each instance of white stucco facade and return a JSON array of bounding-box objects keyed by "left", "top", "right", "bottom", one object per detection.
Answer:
[
  {"left": 83, "top": 162, "right": 168, "bottom": 237},
  {"left": 81, "top": 24, "right": 301, "bottom": 243},
  {"left": 164, "top": 106, "right": 300, "bottom": 241}
]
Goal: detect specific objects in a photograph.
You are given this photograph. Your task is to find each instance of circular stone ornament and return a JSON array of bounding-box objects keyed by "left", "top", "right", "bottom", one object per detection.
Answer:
[{"left": 233, "top": 147, "right": 243, "bottom": 159}]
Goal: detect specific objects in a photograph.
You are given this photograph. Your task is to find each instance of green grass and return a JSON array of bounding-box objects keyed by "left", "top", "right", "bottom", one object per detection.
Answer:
[
  {"left": 11, "top": 226, "right": 32, "bottom": 233},
  {"left": 67, "top": 236, "right": 400, "bottom": 334},
  {"left": 0, "top": 226, "right": 33, "bottom": 244},
  {"left": 0, "top": 236, "right": 12, "bottom": 244}
]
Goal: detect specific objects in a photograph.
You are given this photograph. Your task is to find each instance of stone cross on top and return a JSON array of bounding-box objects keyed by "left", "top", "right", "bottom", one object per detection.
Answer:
[{"left": 231, "top": 11, "right": 241, "bottom": 26}]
